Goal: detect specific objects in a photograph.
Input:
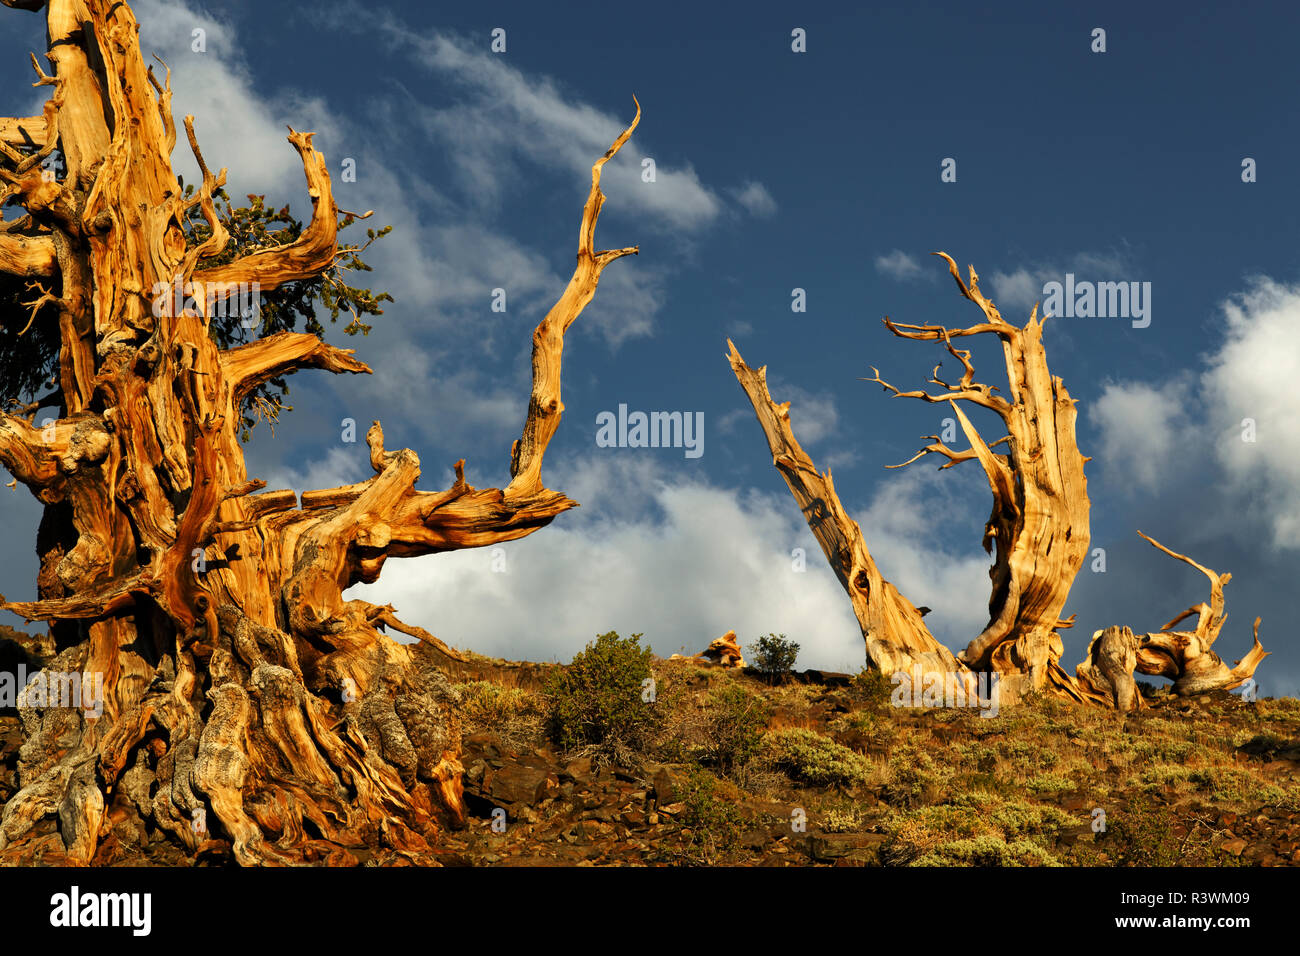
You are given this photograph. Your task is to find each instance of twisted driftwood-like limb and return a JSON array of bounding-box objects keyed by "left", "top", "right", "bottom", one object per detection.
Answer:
[
  {"left": 1077, "top": 533, "right": 1269, "bottom": 710},
  {"left": 669, "top": 630, "right": 747, "bottom": 668}
]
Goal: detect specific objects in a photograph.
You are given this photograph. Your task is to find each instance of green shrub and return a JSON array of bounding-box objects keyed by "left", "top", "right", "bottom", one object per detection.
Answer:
[
  {"left": 544, "top": 631, "right": 659, "bottom": 759},
  {"left": 915, "top": 835, "right": 1060, "bottom": 867},
  {"left": 678, "top": 767, "right": 743, "bottom": 864},
  {"left": 1024, "top": 773, "right": 1073, "bottom": 795},
  {"left": 765, "top": 728, "right": 873, "bottom": 788},
  {"left": 749, "top": 633, "right": 800, "bottom": 683},
  {"left": 850, "top": 666, "right": 894, "bottom": 707},
  {"left": 885, "top": 743, "right": 944, "bottom": 808},
  {"left": 699, "top": 685, "right": 771, "bottom": 777},
  {"left": 988, "top": 801, "right": 1076, "bottom": 841},
  {"left": 1098, "top": 795, "right": 1206, "bottom": 866},
  {"left": 831, "top": 709, "right": 878, "bottom": 735}
]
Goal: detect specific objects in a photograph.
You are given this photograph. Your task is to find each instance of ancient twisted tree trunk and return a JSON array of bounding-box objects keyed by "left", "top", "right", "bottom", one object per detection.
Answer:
[
  {"left": 862, "top": 254, "right": 1093, "bottom": 700},
  {"left": 0, "top": 0, "right": 640, "bottom": 863},
  {"left": 730, "top": 253, "right": 1268, "bottom": 709}
]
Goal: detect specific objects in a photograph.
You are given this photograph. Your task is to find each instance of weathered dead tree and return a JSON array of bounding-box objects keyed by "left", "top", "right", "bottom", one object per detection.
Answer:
[
  {"left": 730, "top": 253, "right": 1267, "bottom": 709},
  {"left": 0, "top": 0, "right": 640, "bottom": 864},
  {"left": 1077, "top": 532, "right": 1269, "bottom": 709}
]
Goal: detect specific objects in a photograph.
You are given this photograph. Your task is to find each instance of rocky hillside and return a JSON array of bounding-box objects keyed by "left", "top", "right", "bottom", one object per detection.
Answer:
[
  {"left": 434, "top": 654, "right": 1300, "bottom": 867},
  {"left": 2, "top": 629, "right": 1298, "bottom": 866}
]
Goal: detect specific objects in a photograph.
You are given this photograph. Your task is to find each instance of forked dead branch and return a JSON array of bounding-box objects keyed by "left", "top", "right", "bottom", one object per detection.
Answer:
[
  {"left": 0, "top": 0, "right": 639, "bottom": 864},
  {"left": 729, "top": 253, "right": 1267, "bottom": 710}
]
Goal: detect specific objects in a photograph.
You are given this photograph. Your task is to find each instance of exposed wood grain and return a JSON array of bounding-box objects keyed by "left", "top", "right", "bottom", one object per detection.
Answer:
[
  {"left": 732, "top": 254, "right": 1267, "bottom": 711},
  {"left": 0, "top": 0, "right": 638, "bottom": 864}
]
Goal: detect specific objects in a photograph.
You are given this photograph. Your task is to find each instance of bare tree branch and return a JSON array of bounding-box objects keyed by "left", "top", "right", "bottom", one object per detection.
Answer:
[
  {"left": 505, "top": 97, "right": 641, "bottom": 499},
  {"left": 219, "top": 331, "right": 371, "bottom": 407},
  {"left": 192, "top": 129, "right": 338, "bottom": 292}
]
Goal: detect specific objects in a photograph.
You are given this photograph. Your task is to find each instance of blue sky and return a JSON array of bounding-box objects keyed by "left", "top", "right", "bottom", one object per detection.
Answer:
[{"left": 2, "top": 0, "right": 1298, "bottom": 696}]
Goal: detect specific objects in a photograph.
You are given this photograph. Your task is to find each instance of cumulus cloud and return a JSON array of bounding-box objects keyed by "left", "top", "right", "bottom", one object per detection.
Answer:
[
  {"left": 1203, "top": 277, "right": 1300, "bottom": 548},
  {"left": 1090, "top": 379, "right": 1192, "bottom": 493},
  {"left": 1089, "top": 274, "right": 1300, "bottom": 550},
  {"left": 851, "top": 467, "right": 994, "bottom": 648},
  {"left": 333, "top": 448, "right": 997, "bottom": 670},
  {"left": 875, "top": 250, "right": 925, "bottom": 281},
  {"left": 766, "top": 379, "right": 841, "bottom": 446},
  {"left": 346, "top": 456, "right": 868, "bottom": 670}
]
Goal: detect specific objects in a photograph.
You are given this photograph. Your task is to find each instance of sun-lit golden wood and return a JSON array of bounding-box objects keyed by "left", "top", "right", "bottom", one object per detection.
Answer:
[
  {"left": 0, "top": 0, "right": 638, "bottom": 863},
  {"left": 731, "top": 254, "right": 1267, "bottom": 711}
]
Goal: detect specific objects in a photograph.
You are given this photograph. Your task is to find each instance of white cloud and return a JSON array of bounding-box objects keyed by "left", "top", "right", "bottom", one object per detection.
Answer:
[
  {"left": 261, "top": 444, "right": 367, "bottom": 495},
  {"left": 714, "top": 407, "right": 752, "bottom": 437},
  {"left": 1090, "top": 379, "right": 1192, "bottom": 493},
  {"left": 346, "top": 456, "right": 867, "bottom": 671},
  {"left": 331, "top": 449, "right": 998, "bottom": 671},
  {"left": 400, "top": 222, "right": 558, "bottom": 318},
  {"left": 875, "top": 249, "right": 925, "bottom": 281},
  {"left": 766, "top": 379, "right": 840, "bottom": 446},
  {"left": 852, "top": 468, "right": 993, "bottom": 648},
  {"left": 392, "top": 32, "right": 723, "bottom": 230},
  {"left": 576, "top": 259, "right": 664, "bottom": 347},
  {"left": 1087, "top": 274, "right": 1300, "bottom": 550},
  {"left": 1203, "top": 276, "right": 1300, "bottom": 548},
  {"left": 987, "top": 268, "right": 1041, "bottom": 314},
  {"left": 339, "top": 15, "right": 772, "bottom": 234},
  {"left": 821, "top": 448, "right": 861, "bottom": 471},
  {"left": 131, "top": 1, "right": 459, "bottom": 333},
  {"left": 128, "top": 2, "right": 670, "bottom": 350},
  {"left": 344, "top": 346, "right": 525, "bottom": 453},
  {"left": 715, "top": 380, "right": 840, "bottom": 448},
  {"left": 731, "top": 181, "right": 777, "bottom": 218}
]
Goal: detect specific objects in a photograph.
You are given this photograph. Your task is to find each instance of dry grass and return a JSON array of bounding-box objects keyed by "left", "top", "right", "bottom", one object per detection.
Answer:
[{"left": 442, "top": 651, "right": 1300, "bottom": 865}]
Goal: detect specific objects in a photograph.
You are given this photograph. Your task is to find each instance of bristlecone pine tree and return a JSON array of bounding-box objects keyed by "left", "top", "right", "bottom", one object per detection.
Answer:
[
  {"left": 0, "top": 0, "right": 641, "bottom": 864},
  {"left": 729, "top": 253, "right": 1268, "bottom": 711}
]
